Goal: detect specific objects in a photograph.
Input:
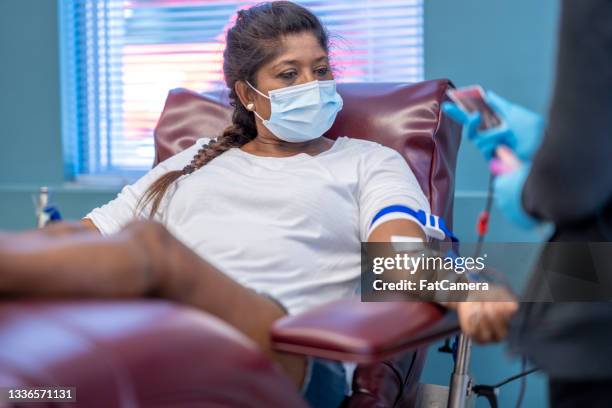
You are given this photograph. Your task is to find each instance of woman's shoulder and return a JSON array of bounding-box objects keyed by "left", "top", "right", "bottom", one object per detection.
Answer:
[
  {"left": 156, "top": 137, "right": 212, "bottom": 169},
  {"left": 336, "top": 136, "right": 382, "bottom": 151},
  {"left": 336, "top": 136, "right": 400, "bottom": 159},
  {"left": 190, "top": 137, "right": 213, "bottom": 152}
]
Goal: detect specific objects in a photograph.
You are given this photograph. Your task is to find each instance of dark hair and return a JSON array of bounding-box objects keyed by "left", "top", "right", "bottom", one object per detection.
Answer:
[{"left": 138, "top": 1, "right": 331, "bottom": 217}]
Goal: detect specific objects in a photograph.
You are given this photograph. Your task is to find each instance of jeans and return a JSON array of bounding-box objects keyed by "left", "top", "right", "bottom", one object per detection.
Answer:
[{"left": 301, "top": 357, "right": 348, "bottom": 408}]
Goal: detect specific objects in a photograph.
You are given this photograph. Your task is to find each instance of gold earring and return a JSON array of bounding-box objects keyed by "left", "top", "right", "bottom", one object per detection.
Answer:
[{"left": 246, "top": 102, "right": 254, "bottom": 111}]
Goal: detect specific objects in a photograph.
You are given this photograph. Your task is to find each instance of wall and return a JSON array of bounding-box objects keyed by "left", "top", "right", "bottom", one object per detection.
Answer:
[
  {"left": 0, "top": 0, "right": 561, "bottom": 406},
  {"left": 0, "top": 0, "right": 117, "bottom": 229},
  {"left": 426, "top": 0, "right": 559, "bottom": 192},
  {"left": 0, "top": 0, "right": 63, "bottom": 185}
]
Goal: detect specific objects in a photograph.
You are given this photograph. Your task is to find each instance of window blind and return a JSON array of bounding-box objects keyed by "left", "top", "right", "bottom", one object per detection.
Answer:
[{"left": 60, "top": 0, "right": 424, "bottom": 178}]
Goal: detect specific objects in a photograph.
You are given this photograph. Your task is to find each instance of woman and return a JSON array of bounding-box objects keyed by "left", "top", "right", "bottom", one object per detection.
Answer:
[
  {"left": 2, "top": 2, "right": 515, "bottom": 406},
  {"left": 83, "top": 3, "right": 430, "bottom": 404}
]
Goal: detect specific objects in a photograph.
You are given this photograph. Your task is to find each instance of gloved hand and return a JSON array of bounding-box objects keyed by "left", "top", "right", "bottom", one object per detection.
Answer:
[
  {"left": 442, "top": 91, "right": 546, "bottom": 161},
  {"left": 491, "top": 146, "right": 539, "bottom": 229}
]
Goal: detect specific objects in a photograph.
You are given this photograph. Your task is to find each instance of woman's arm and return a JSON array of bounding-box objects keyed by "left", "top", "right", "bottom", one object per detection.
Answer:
[
  {"left": 0, "top": 220, "right": 280, "bottom": 344},
  {"left": 367, "top": 218, "right": 425, "bottom": 242},
  {"left": 368, "top": 218, "right": 517, "bottom": 344},
  {"left": 358, "top": 144, "right": 517, "bottom": 342},
  {"left": 80, "top": 218, "right": 100, "bottom": 232}
]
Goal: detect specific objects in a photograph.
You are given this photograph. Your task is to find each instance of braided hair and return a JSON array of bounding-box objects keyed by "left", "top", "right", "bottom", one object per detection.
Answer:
[{"left": 137, "top": 1, "right": 331, "bottom": 217}]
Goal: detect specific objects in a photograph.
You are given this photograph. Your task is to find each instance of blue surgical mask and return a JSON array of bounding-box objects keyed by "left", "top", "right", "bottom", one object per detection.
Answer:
[{"left": 246, "top": 79, "right": 343, "bottom": 143}]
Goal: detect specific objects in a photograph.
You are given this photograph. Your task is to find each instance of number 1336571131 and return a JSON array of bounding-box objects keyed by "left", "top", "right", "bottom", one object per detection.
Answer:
[{"left": 2, "top": 387, "right": 75, "bottom": 402}]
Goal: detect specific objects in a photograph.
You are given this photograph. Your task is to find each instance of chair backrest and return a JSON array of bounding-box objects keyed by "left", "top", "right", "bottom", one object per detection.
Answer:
[
  {"left": 154, "top": 79, "right": 461, "bottom": 228},
  {"left": 152, "top": 79, "right": 462, "bottom": 405}
]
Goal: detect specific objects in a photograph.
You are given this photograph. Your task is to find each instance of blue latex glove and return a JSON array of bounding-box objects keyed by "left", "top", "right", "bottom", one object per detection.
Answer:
[
  {"left": 493, "top": 163, "right": 539, "bottom": 229},
  {"left": 442, "top": 91, "right": 546, "bottom": 161}
]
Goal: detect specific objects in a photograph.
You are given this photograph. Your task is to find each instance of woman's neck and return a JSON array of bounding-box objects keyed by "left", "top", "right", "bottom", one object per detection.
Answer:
[{"left": 241, "top": 134, "right": 335, "bottom": 157}]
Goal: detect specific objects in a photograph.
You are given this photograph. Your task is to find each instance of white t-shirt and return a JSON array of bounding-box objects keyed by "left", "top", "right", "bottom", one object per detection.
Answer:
[{"left": 86, "top": 136, "right": 430, "bottom": 315}]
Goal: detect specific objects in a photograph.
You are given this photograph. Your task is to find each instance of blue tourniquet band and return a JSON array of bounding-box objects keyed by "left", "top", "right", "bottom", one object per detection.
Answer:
[{"left": 370, "top": 205, "right": 459, "bottom": 242}]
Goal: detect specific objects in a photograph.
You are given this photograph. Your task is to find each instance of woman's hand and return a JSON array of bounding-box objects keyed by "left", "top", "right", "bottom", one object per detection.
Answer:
[
  {"left": 456, "top": 298, "right": 518, "bottom": 343},
  {"left": 444, "top": 285, "right": 518, "bottom": 343}
]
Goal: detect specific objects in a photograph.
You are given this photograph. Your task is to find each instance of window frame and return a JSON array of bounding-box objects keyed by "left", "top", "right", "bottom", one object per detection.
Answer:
[{"left": 59, "top": 0, "right": 424, "bottom": 184}]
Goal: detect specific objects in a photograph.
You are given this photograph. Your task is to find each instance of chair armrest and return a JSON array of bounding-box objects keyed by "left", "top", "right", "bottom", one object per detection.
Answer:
[{"left": 271, "top": 299, "right": 459, "bottom": 363}]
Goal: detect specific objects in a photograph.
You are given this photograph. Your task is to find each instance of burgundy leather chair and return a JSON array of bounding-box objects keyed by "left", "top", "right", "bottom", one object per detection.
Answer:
[{"left": 0, "top": 79, "right": 461, "bottom": 407}]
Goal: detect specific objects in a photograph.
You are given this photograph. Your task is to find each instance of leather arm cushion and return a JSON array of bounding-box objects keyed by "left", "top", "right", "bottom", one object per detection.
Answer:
[
  {"left": 0, "top": 300, "right": 308, "bottom": 408},
  {"left": 271, "top": 299, "right": 459, "bottom": 363}
]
